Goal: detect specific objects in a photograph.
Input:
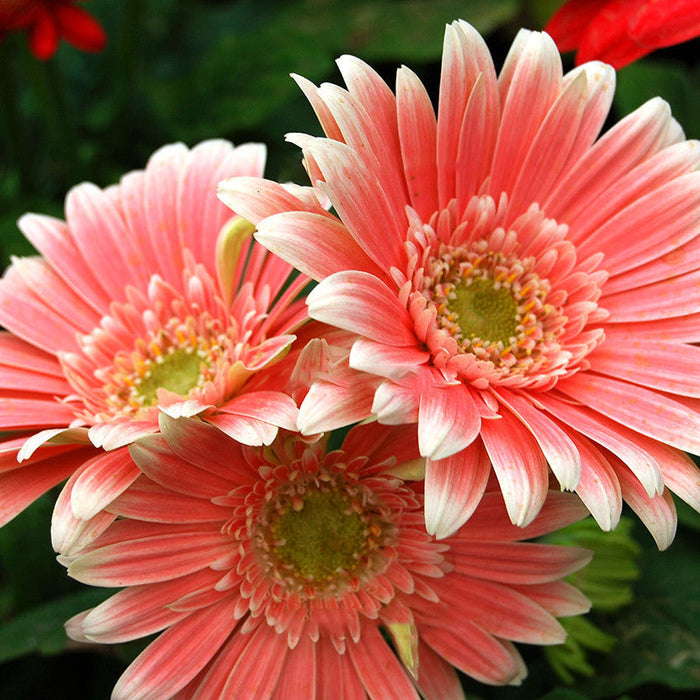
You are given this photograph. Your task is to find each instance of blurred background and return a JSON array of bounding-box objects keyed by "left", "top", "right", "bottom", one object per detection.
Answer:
[{"left": 0, "top": 1, "right": 699, "bottom": 697}]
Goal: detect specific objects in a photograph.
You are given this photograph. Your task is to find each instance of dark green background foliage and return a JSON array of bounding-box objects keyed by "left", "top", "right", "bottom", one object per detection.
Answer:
[{"left": 0, "top": 1, "right": 699, "bottom": 697}]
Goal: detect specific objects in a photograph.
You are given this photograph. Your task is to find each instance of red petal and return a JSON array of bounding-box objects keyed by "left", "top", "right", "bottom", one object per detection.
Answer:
[{"left": 54, "top": 3, "right": 106, "bottom": 53}]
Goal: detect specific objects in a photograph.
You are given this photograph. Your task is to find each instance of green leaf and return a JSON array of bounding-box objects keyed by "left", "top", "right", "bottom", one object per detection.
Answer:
[
  {"left": 0, "top": 588, "right": 112, "bottom": 662},
  {"left": 570, "top": 530, "right": 700, "bottom": 696},
  {"left": 615, "top": 60, "right": 700, "bottom": 139}
]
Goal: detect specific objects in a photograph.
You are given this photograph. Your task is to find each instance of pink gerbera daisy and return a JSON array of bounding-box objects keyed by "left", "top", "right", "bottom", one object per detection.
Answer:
[
  {"left": 62, "top": 418, "right": 591, "bottom": 699},
  {"left": 219, "top": 21, "right": 700, "bottom": 546},
  {"left": 0, "top": 140, "right": 309, "bottom": 528}
]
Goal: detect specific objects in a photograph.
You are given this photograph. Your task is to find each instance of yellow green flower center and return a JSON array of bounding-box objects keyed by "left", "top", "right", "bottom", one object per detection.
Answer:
[
  {"left": 253, "top": 465, "right": 396, "bottom": 599},
  {"left": 448, "top": 277, "right": 519, "bottom": 346},
  {"left": 133, "top": 347, "right": 210, "bottom": 407},
  {"left": 270, "top": 491, "right": 368, "bottom": 583}
]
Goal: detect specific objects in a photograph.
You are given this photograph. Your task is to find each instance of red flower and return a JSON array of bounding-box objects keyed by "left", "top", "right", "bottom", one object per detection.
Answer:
[
  {"left": 545, "top": 0, "right": 700, "bottom": 68},
  {"left": 0, "top": 0, "right": 106, "bottom": 60}
]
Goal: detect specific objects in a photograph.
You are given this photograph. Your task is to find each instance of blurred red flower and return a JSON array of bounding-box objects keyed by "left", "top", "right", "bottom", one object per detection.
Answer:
[
  {"left": 0, "top": 0, "right": 106, "bottom": 60},
  {"left": 545, "top": 0, "right": 700, "bottom": 68}
]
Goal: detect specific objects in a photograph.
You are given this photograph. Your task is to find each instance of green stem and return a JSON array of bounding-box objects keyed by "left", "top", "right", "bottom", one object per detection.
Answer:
[
  {"left": 21, "top": 41, "right": 80, "bottom": 184},
  {"left": 0, "top": 36, "right": 33, "bottom": 191}
]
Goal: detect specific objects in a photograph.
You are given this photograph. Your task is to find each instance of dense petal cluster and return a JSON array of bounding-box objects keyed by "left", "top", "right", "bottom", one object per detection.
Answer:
[
  {"left": 0, "top": 0, "right": 106, "bottom": 59},
  {"left": 0, "top": 140, "right": 309, "bottom": 527},
  {"left": 219, "top": 21, "right": 700, "bottom": 545},
  {"left": 545, "top": 0, "right": 700, "bottom": 68},
  {"left": 62, "top": 418, "right": 592, "bottom": 700}
]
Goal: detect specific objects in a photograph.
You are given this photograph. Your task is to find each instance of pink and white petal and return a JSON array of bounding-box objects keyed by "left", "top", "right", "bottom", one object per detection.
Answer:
[
  {"left": 480, "top": 412, "right": 549, "bottom": 527},
  {"left": 52, "top": 465, "right": 117, "bottom": 557},
  {"left": 557, "top": 372, "right": 700, "bottom": 456},
  {"left": 88, "top": 419, "right": 159, "bottom": 451},
  {"left": 420, "top": 622, "right": 525, "bottom": 686},
  {"left": 437, "top": 21, "right": 498, "bottom": 206},
  {"left": 350, "top": 338, "right": 430, "bottom": 379},
  {"left": 347, "top": 624, "right": 419, "bottom": 700},
  {"left": 255, "top": 211, "right": 383, "bottom": 282},
  {"left": 18, "top": 427, "right": 90, "bottom": 462},
  {"left": 538, "top": 393, "right": 664, "bottom": 497},
  {"left": 80, "top": 569, "right": 221, "bottom": 643},
  {"left": 613, "top": 458, "right": 677, "bottom": 550},
  {"left": 17, "top": 213, "right": 111, "bottom": 313},
  {"left": 297, "top": 374, "right": 376, "bottom": 435},
  {"left": 424, "top": 440, "right": 491, "bottom": 539},
  {"left": 491, "top": 31, "right": 563, "bottom": 199},
  {"left": 111, "top": 598, "right": 238, "bottom": 700},
  {"left": 129, "top": 434, "right": 233, "bottom": 498},
  {"left": 414, "top": 640, "right": 465, "bottom": 700},
  {"left": 206, "top": 412, "right": 278, "bottom": 446},
  {"left": 219, "top": 623, "right": 290, "bottom": 699},
  {"left": 65, "top": 183, "right": 148, "bottom": 296},
  {"left": 293, "top": 73, "right": 344, "bottom": 141},
  {"left": 372, "top": 378, "right": 420, "bottom": 425},
  {"left": 217, "top": 391, "right": 298, "bottom": 431},
  {"left": 69, "top": 448, "right": 140, "bottom": 520},
  {"left": 546, "top": 99, "right": 680, "bottom": 234},
  {"left": 0, "top": 278, "right": 86, "bottom": 355},
  {"left": 569, "top": 431, "right": 622, "bottom": 531},
  {"left": 301, "top": 138, "right": 406, "bottom": 270},
  {"left": 506, "top": 70, "right": 588, "bottom": 218},
  {"left": 108, "top": 476, "right": 229, "bottom": 523},
  {"left": 497, "top": 391, "right": 581, "bottom": 490},
  {"left": 396, "top": 66, "right": 439, "bottom": 220},
  {"left": 644, "top": 442, "right": 700, "bottom": 513},
  {"left": 68, "top": 528, "right": 231, "bottom": 586},
  {"left": 0, "top": 447, "right": 91, "bottom": 526},
  {"left": 308, "top": 271, "right": 418, "bottom": 346},
  {"left": 217, "top": 176, "right": 330, "bottom": 226},
  {"left": 418, "top": 383, "right": 482, "bottom": 460},
  {"left": 157, "top": 414, "right": 252, "bottom": 482}
]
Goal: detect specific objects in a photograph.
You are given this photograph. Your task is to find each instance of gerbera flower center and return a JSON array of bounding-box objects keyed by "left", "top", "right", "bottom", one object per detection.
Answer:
[
  {"left": 425, "top": 241, "right": 564, "bottom": 370},
  {"left": 99, "top": 312, "right": 230, "bottom": 418},
  {"left": 252, "top": 463, "right": 396, "bottom": 599}
]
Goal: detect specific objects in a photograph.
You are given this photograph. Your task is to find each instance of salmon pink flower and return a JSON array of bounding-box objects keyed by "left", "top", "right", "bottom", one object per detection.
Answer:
[
  {"left": 0, "top": 0, "right": 107, "bottom": 60},
  {"left": 0, "top": 140, "right": 309, "bottom": 528},
  {"left": 219, "top": 21, "right": 700, "bottom": 546},
  {"left": 545, "top": 0, "right": 700, "bottom": 69},
  {"left": 63, "top": 418, "right": 592, "bottom": 699}
]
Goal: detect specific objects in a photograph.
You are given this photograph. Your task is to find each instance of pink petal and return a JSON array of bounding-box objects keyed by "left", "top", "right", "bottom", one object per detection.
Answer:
[
  {"left": 219, "top": 623, "right": 290, "bottom": 698},
  {"left": 612, "top": 456, "right": 677, "bottom": 550},
  {"left": 129, "top": 434, "right": 233, "bottom": 499},
  {"left": 254, "top": 211, "right": 383, "bottom": 282},
  {"left": 569, "top": 431, "right": 622, "bottom": 531},
  {"left": 108, "top": 476, "right": 229, "bottom": 523},
  {"left": 451, "top": 541, "right": 592, "bottom": 585},
  {"left": 0, "top": 447, "right": 90, "bottom": 526},
  {"left": 497, "top": 390, "right": 581, "bottom": 490},
  {"left": 420, "top": 623, "right": 525, "bottom": 685},
  {"left": 0, "top": 397, "right": 77, "bottom": 430},
  {"left": 70, "top": 448, "right": 140, "bottom": 520},
  {"left": 347, "top": 624, "right": 419, "bottom": 700},
  {"left": 558, "top": 372, "right": 700, "bottom": 456},
  {"left": 68, "top": 526, "right": 231, "bottom": 586},
  {"left": 307, "top": 271, "right": 417, "bottom": 346},
  {"left": 414, "top": 641, "right": 464, "bottom": 700},
  {"left": 218, "top": 391, "right": 298, "bottom": 431},
  {"left": 112, "top": 598, "right": 238, "bottom": 700},
  {"left": 424, "top": 440, "right": 490, "bottom": 539},
  {"left": 480, "top": 412, "right": 549, "bottom": 527},
  {"left": 299, "top": 138, "right": 406, "bottom": 271},
  {"left": 269, "top": 633, "right": 316, "bottom": 700},
  {"left": 396, "top": 66, "right": 438, "bottom": 220}
]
